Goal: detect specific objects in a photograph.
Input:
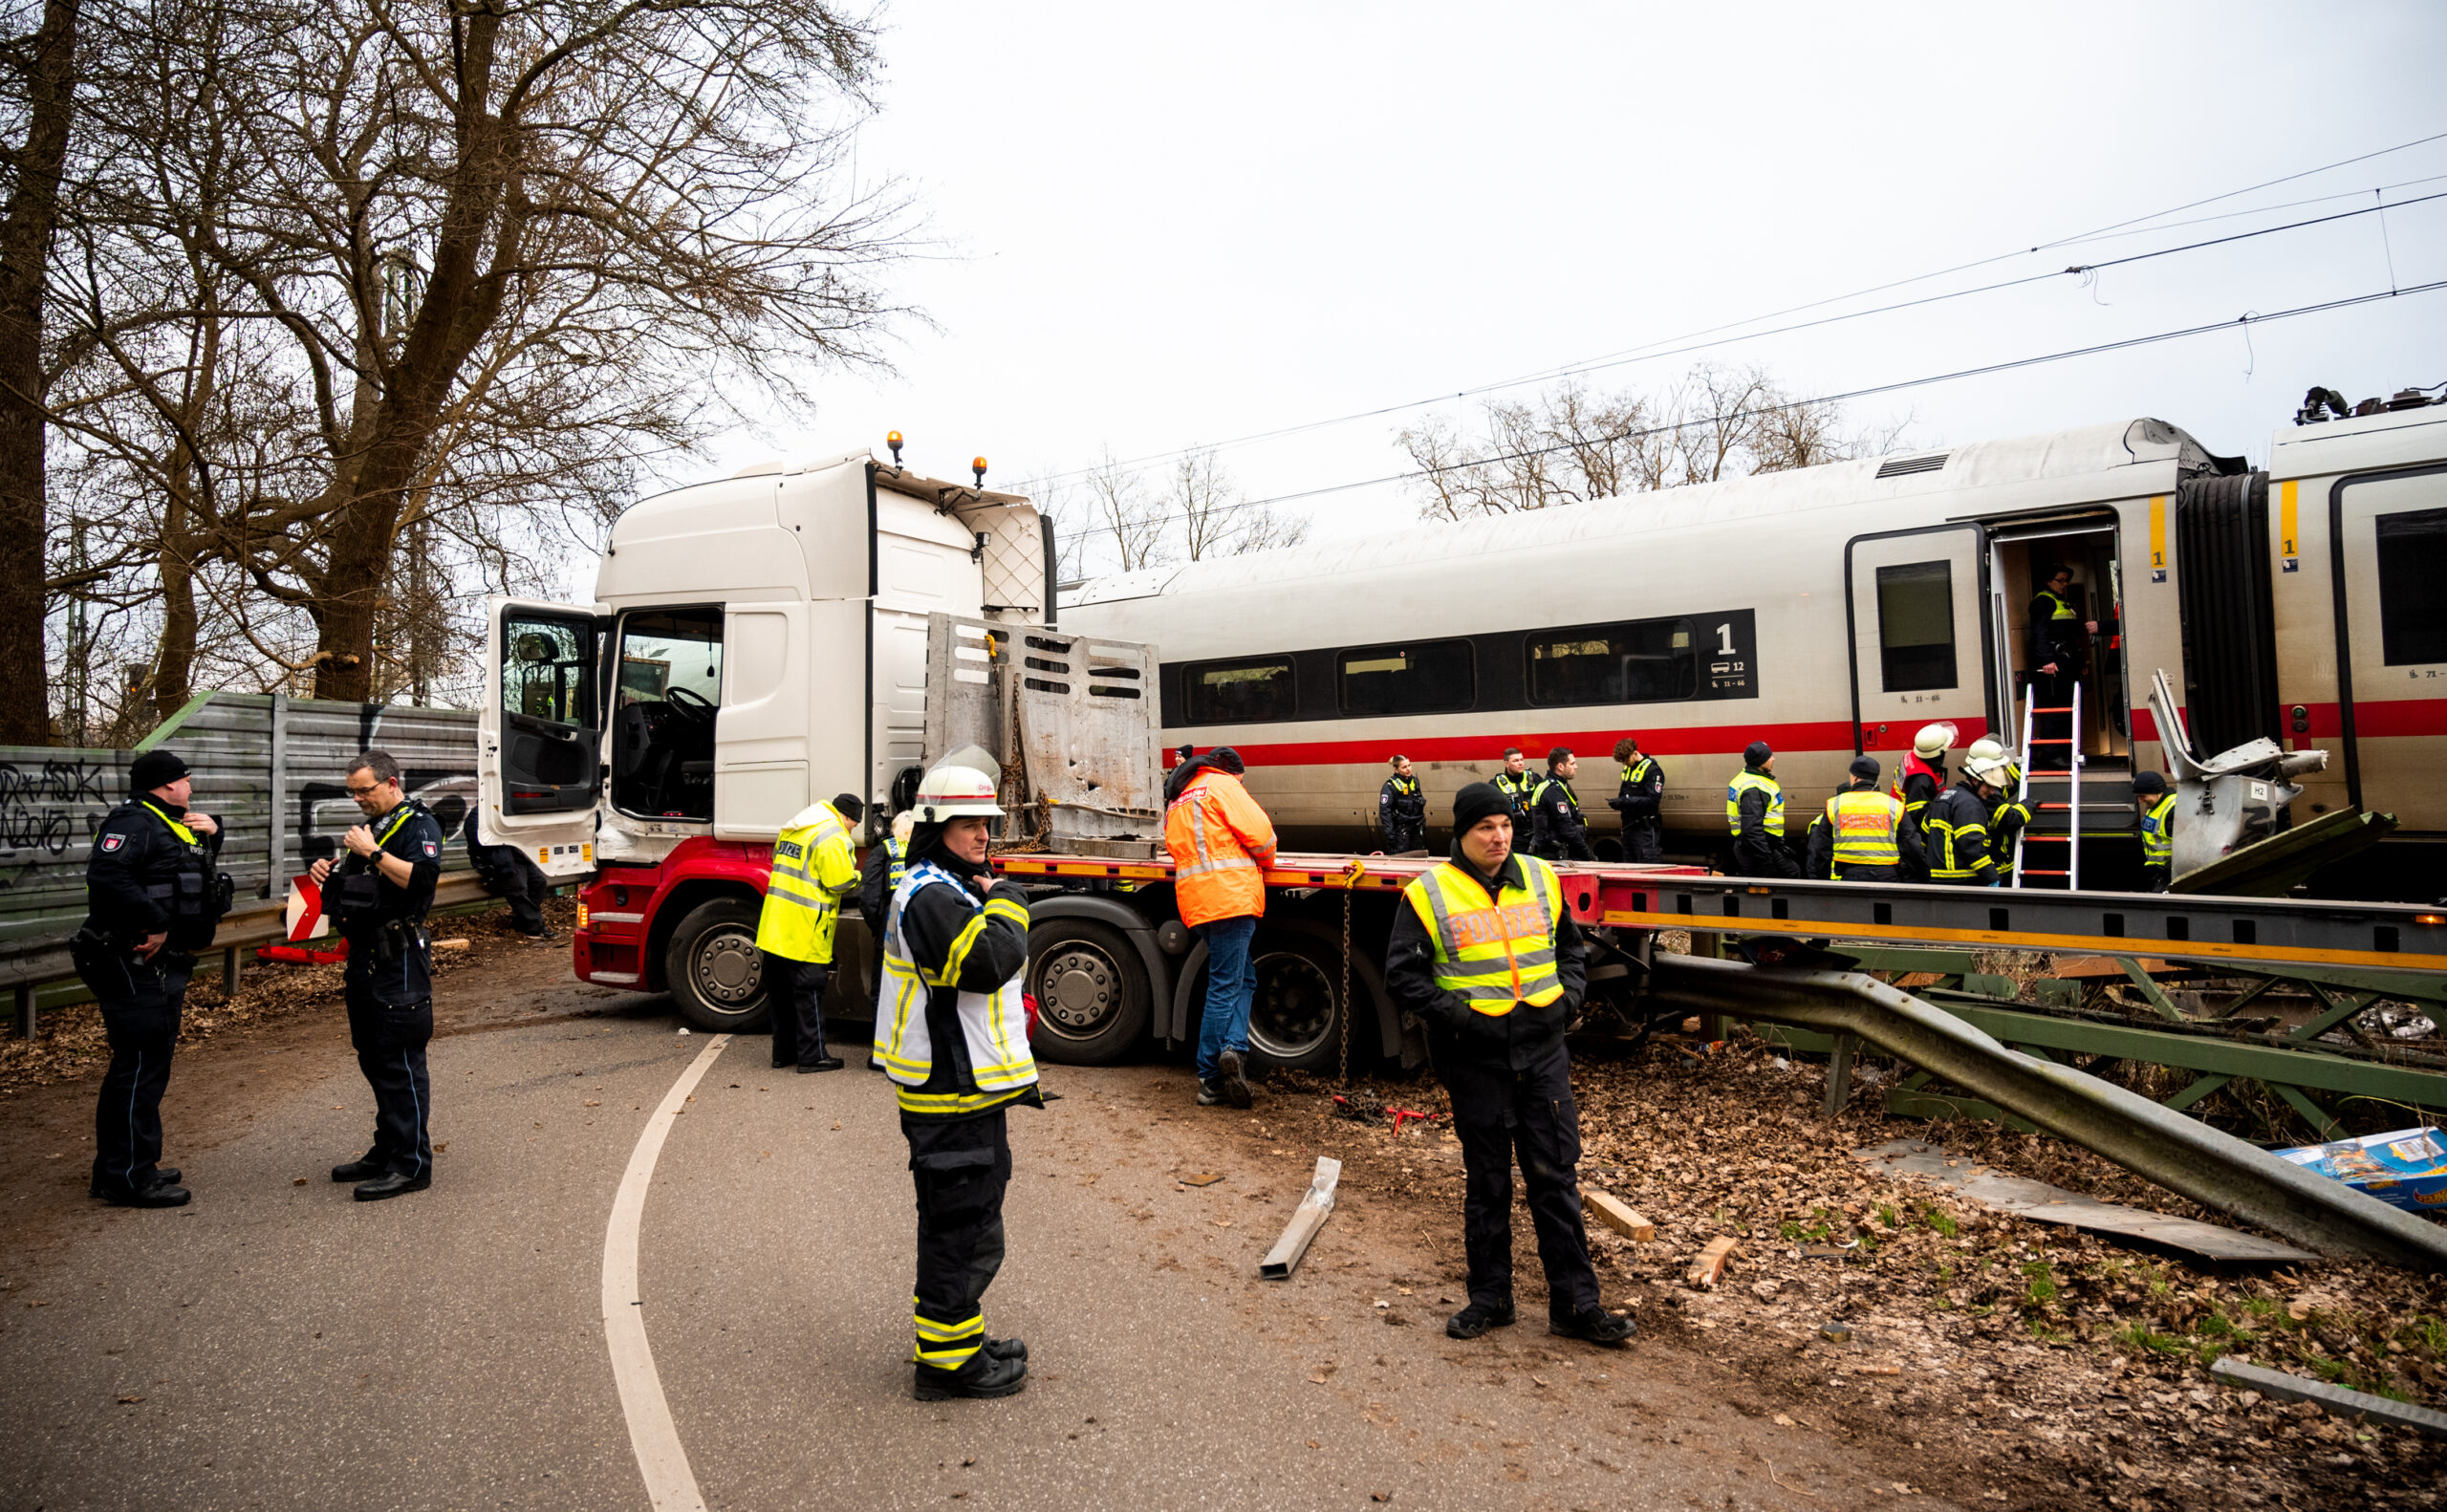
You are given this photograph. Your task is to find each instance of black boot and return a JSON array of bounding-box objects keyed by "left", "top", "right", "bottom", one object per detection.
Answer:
[
  {"left": 1446, "top": 1301, "right": 1517, "bottom": 1340},
  {"left": 332, "top": 1156, "right": 387, "bottom": 1182},
  {"left": 913, "top": 1349, "right": 1029, "bottom": 1401},
  {"left": 354, "top": 1172, "right": 431, "bottom": 1202},
  {"left": 983, "top": 1336, "right": 1028, "bottom": 1363},
  {"left": 1549, "top": 1304, "right": 1635, "bottom": 1347},
  {"left": 96, "top": 1181, "right": 190, "bottom": 1208}
]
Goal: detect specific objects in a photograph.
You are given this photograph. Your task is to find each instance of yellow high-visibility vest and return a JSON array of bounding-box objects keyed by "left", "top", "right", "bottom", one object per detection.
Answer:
[
  {"left": 2141, "top": 792, "right": 2176, "bottom": 868},
  {"left": 1825, "top": 788, "right": 1904, "bottom": 873},
  {"left": 1399, "top": 855, "right": 1566, "bottom": 1016},
  {"left": 755, "top": 803, "right": 859, "bottom": 962},
  {"left": 1726, "top": 770, "right": 1785, "bottom": 835}
]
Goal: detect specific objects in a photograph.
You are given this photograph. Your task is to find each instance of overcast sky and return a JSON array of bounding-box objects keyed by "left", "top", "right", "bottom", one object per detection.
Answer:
[{"left": 651, "top": 2, "right": 2447, "bottom": 584}]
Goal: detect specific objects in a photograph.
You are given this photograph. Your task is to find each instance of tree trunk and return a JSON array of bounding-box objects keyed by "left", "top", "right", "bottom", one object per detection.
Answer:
[{"left": 0, "top": 0, "right": 79, "bottom": 744}]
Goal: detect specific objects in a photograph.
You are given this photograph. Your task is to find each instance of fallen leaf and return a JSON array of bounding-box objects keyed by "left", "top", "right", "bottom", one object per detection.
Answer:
[
  {"left": 1211, "top": 1220, "right": 1232, "bottom": 1228},
  {"left": 1773, "top": 1413, "right": 1796, "bottom": 1428},
  {"left": 1307, "top": 1373, "right": 1329, "bottom": 1385},
  {"left": 1180, "top": 1172, "right": 1224, "bottom": 1186},
  {"left": 291, "top": 1177, "right": 306, "bottom": 1187},
  {"left": 584, "top": 1100, "right": 600, "bottom": 1108},
  {"left": 1531, "top": 1375, "right": 1550, "bottom": 1388},
  {"left": 117, "top": 1394, "right": 141, "bottom": 1404}
]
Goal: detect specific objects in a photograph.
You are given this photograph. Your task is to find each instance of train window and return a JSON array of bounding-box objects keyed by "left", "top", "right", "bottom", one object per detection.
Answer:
[
  {"left": 1182, "top": 657, "right": 1298, "bottom": 724},
  {"left": 2376, "top": 508, "right": 2447, "bottom": 665},
  {"left": 1875, "top": 559, "right": 1956, "bottom": 691},
  {"left": 1339, "top": 639, "right": 1474, "bottom": 716},
  {"left": 1526, "top": 618, "right": 1697, "bottom": 705}
]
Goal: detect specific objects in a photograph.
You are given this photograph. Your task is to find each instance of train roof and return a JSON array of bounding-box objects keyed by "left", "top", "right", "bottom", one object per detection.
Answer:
[{"left": 1066, "top": 418, "right": 2217, "bottom": 609}]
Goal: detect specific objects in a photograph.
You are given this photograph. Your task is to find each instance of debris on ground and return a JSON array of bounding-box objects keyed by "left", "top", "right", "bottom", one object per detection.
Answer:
[
  {"left": 2276, "top": 1127, "right": 2447, "bottom": 1213},
  {"left": 1687, "top": 1235, "right": 1739, "bottom": 1288}
]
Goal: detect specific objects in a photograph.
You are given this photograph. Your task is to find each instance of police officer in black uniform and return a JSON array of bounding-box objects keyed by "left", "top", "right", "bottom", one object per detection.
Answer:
[
  {"left": 1378, "top": 754, "right": 1427, "bottom": 853},
  {"left": 1529, "top": 746, "right": 1596, "bottom": 862},
  {"left": 309, "top": 750, "right": 445, "bottom": 1201},
  {"left": 73, "top": 748, "right": 226, "bottom": 1208},
  {"left": 1608, "top": 736, "right": 1664, "bottom": 863},
  {"left": 1490, "top": 746, "right": 1538, "bottom": 841}
]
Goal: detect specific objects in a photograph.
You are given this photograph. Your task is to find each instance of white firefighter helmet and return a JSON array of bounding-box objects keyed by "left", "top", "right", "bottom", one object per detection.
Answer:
[
  {"left": 1964, "top": 754, "right": 2012, "bottom": 787},
  {"left": 913, "top": 764, "right": 1004, "bottom": 821},
  {"left": 1912, "top": 722, "right": 1959, "bottom": 760},
  {"left": 1966, "top": 736, "right": 2007, "bottom": 766}
]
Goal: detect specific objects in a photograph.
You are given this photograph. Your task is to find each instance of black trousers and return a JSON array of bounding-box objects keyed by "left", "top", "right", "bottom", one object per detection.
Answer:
[
  {"left": 1623, "top": 821, "right": 1663, "bottom": 864},
  {"left": 478, "top": 846, "right": 551, "bottom": 934},
  {"left": 1733, "top": 836, "right": 1801, "bottom": 878},
  {"left": 904, "top": 1109, "right": 1011, "bottom": 1372},
  {"left": 1385, "top": 823, "right": 1424, "bottom": 854},
  {"left": 344, "top": 981, "right": 433, "bottom": 1179},
  {"left": 78, "top": 944, "right": 192, "bottom": 1196},
  {"left": 1536, "top": 833, "right": 1598, "bottom": 863},
  {"left": 1434, "top": 1042, "right": 1600, "bottom": 1319},
  {"left": 763, "top": 952, "right": 830, "bottom": 1066}
]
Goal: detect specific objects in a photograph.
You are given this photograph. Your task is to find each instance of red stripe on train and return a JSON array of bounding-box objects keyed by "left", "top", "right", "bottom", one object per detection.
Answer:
[{"left": 2292, "top": 699, "right": 2447, "bottom": 739}]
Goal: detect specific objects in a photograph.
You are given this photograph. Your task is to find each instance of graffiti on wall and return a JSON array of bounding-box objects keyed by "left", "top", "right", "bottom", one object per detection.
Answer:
[{"left": 0, "top": 758, "right": 118, "bottom": 880}]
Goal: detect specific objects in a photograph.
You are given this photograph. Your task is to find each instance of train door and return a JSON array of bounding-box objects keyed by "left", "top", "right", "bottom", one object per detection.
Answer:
[
  {"left": 2327, "top": 464, "right": 2447, "bottom": 831},
  {"left": 1983, "top": 520, "right": 2130, "bottom": 768},
  {"left": 1845, "top": 525, "right": 1991, "bottom": 756}
]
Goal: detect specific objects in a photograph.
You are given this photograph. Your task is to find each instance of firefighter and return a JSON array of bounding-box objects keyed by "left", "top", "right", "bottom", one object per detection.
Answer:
[
  {"left": 875, "top": 765, "right": 1040, "bottom": 1401},
  {"left": 71, "top": 747, "right": 224, "bottom": 1208},
  {"left": 2028, "top": 565, "right": 2098, "bottom": 752},
  {"left": 2136, "top": 770, "right": 2175, "bottom": 893},
  {"left": 308, "top": 750, "right": 446, "bottom": 1200},
  {"left": 1385, "top": 782, "right": 1633, "bottom": 1350},
  {"left": 1923, "top": 761, "right": 2005, "bottom": 886},
  {"left": 758, "top": 792, "right": 863, "bottom": 1073},
  {"left": 1608, "top": 737, "right": 1664, "bottom": 863},
  {"left": 1807, "top": 756, "right": 1920, "bottom": 882},
  {"left": 1726, "top": 741, "right": 1800, "bottom": 878},
  {"left": 1378, "top": 754, "right": 1427, "bottom": 853},
  {"left": 1967, "top": 737, "right": 2031, "bottom": 883},
  {"left": 1164, "top": 745, "right": 1276, "bottom": 1108},
  {"left": 1530, "top": 746, "right": 1595, "bottom": 862},
  {"left": 1490, "top": 746, "right": 1539, "bottom": 841},
  {"left": 856, "top": 807, "right": 916, "bottom": 1072}
]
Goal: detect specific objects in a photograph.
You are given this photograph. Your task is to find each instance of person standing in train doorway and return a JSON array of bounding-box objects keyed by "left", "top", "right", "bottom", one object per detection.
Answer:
[
  {"left": 1529, "top": 747, "right": 1596, "bottom": 862},
  {"left": 1726, "top": 741, "right": 1801, "bottom": 878},
  {"left": 1609, "top": 737, "right": 1664, "bottom": 863},
  {"left": 2028, "top": 565, "right": 2099, "bottom": 753},
  {"left": 1378, "top": 755, "right": 1427, "bottom": 854},
  {"left": 1163, "top": 746, "right": 1277, "bottom": 1109}
]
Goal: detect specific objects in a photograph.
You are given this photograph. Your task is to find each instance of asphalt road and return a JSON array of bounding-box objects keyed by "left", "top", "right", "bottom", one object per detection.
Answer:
[{"left": 0, "top": 971, "right": 1957, "bottom": 1512}]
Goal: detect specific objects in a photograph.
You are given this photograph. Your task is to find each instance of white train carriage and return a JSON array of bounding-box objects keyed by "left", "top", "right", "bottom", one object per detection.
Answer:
[{"left": 1061, "top": 396, "right": 2447, "bottom": 890}]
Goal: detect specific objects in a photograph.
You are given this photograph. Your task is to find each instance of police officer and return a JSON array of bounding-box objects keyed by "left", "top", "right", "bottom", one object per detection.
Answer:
[
  {"left": 310, "top": 750, "right": 445, "bottom": 1201},
  {"left": 1530, "top": 746, "right": 1595, "bottom": 862},
  {"left": 759, "top": 792, "right": 863, "bottom": 1073},
  {"left": 459, "top": 806, "right": 552, "bottom": 941},
  {"left": 1806, "top": 756, "right": 1921, "bottom": 882},
  {"left": 2136, "top": 770, "right": 2175, "bottom": 893},
  {"left": 1386, "top": 782, "right": 1632, "bottom": 1350},
  {"left": 1490, "top": 746, "right": 1538, "bottom": 841},
  {"left": 1726, "top": 741, "right": 1800, "bottom": 878},
  {"left": 857, "top": 807, "right": 916, "bottom": 1073},
  {"left": 1924, "top": 759, "right": 2005, "bottom": 886},
  {"left": 1378, "top": 755, "right": 1427, "bottom": 853},
  {"left": 877, "top": 766, "right": 1040, "bottom": 1401},
  {"left": 73, "top": 748, "right": 224, "bottom": 1208},
  {"left": 1609, "top": 737, "right": 1664, "bottom": 863},
  {"left": 2028, "top": 565, "right": 2098, "bottom": 751}
]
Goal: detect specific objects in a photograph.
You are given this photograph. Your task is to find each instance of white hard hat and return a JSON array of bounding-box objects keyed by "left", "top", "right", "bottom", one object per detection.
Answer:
[
  {"left": 913, "top": 765, "right": 1004, "bottom": 821},
  {"left": 1964, "top": 755, "right": 2011, "bottom": 786},
  {"left": 1913, "top": 723, "right": 1959, "bottom": 760},
  {"left": 1965, "top": 737, "right": 2007, "bottom": 766}
]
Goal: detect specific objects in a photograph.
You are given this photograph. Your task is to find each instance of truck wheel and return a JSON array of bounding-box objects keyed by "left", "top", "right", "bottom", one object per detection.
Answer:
[
  {"left": 1028, "top": 918, "right": 1151, "bottom": 1066},
  {"left": 1245, "top": 930, "right": 1355, "bottom": 1074},
  {"left": 665, "top": 896, "right": 770, "bottom": 1032}
]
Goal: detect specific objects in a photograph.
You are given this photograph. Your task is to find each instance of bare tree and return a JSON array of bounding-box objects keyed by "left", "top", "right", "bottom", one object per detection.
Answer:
[
  {"left": 1173, "top": 446, "right": 1308, "bottom": 561},
  {"left": 1085, "top": 448, "right": 1169, "bottom": 572}
]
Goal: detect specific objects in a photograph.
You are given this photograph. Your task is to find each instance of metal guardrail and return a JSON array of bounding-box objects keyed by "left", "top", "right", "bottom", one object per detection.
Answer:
[{"left": 1645, "top": 952, "right": 2447, "bottom": 1272}]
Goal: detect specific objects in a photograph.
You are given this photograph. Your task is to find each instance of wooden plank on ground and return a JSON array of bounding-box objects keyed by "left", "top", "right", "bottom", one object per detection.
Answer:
[
  {"left": 1686, "top": 1235, "right": 1737, "bottom": 1288},
  {"left": 1583, "top": 1190, "right": 1655, "bottom": 1242}
]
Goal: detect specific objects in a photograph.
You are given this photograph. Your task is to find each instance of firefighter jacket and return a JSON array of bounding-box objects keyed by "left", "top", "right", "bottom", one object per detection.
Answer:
[
  {"left": 1891, "top": 751, "right": 1945, "bottom": 823},
  {"left": 756, "top": 802, "right": 859, "bottom": 963},
  {"left": 1609, "top": 756, "right": 1663, "bottom": 830},
  {"left": 1923, "top": 780, "right": 1999, "bottom": 885},
  {"left": 1805, "top": 783, "right": 1921, "bottom": 881},
  {"left": 1490, "top": 769, "right": 1538, "bottom": 838},
  {"left": 1529, "top": 774, "right": 1588, "bottom": 856},
  {"left": 1726, "top": 768, "right": 1800, "bottom": 878},
  {"left": 875, "top": 857, "right": 1038, "bottom": 1119},
  {"left": 1986, "top": 765, "right": 2032, "bottom": 869},
  {"left": 83, "top": 797, "right": 227, "bottom": 953},
  {"left": 1378, "top": 773, "right": 1426, "bottom": 840},
  {"left": 2030, "top": 589, "right": 2086, "bottom": 670},
  {"left": 1385, "top": 849, "right": 1586, "bottom": 1073},
  {"left": 1164, "top": 767, "right": 1276, "bottom": 927},
  {"left": 857, "top": 830, "right": 911, "bottom": 940},
  {"left": 2140, "top": 791, "right": 2176, "bottom": 872}
]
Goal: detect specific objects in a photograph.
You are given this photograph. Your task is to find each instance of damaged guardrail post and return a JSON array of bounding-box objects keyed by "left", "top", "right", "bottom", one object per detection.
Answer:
[{"left": 1259, "top": 1156, "right": 1341, "bottom": 1280}]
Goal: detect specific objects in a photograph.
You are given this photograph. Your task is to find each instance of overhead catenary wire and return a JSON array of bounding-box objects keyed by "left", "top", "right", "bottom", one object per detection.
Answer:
[{"left": 1026, "top": 128, "right": 2447, "bottom": 493}]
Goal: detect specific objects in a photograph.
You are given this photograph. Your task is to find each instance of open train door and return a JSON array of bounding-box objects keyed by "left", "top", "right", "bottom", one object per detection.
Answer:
[
  {"left": 1845, "top": 524, "right": 1993, "bottom": 757},
  {"left": 478, "top": 595, "right": 607, "bottom": 878}
]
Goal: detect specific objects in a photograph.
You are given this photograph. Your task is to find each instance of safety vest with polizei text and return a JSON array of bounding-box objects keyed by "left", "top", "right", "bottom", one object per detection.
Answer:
[
  {"left": 1400, "top": 855, "right": 1566, "bottom": 1016},
  {"left": 2141, "top": 792, "right": 2176, "bottom": 868},
  {"left": 1825, "top": 788, "right": 1905, "bottom": 872},
  {"left": 874, "top": 860, "right": 1037, "bottom": 1116},
  {"left": 1726, "top": 770, "right": 1784, "bottom": 835},
  {"left": 755, "top": 804, "right": 859, "bottom": 962}
]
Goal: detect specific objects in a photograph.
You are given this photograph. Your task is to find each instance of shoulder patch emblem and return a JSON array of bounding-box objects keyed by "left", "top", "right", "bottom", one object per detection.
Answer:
[
  {"left": 99, "top": 833, "right": 124, "bottom": 853},
  {"left": 422, "top": 840, "right": 439, "bottom": 858}
]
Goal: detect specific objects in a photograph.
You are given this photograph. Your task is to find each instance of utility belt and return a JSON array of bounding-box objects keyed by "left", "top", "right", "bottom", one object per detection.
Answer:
[{"left": 345, "top": 916, "right": 426, "bottom": 967}]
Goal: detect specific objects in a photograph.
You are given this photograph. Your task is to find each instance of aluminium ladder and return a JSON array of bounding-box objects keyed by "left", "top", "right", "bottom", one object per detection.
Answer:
[{"left": 2012, "top": 680, "right": 2082, "bottom": 890}]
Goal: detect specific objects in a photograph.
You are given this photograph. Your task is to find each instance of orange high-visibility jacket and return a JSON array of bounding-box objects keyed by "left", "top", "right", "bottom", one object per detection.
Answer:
[{"left": 1164, "top": 768, "right": 1277, "bottom": 927}]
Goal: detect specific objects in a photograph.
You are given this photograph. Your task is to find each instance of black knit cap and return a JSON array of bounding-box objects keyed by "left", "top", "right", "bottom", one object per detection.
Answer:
[
  {"left": 129, "top": 748, "right": 188, "bottom": 793},
  {"left": 1452, "top": 781, "right": 1510, "bottom": 834},
  {"left": 832, "top": 792, "right": 866, "bottom": 824},
  {"left": 2133, "top": 769, "right": 2167, "bottom": 792},
  {"left": 1744, "top": 740, "right": 1773, "bottom": 767},
  {"left": 1850, "top": 755, "right": 1881, "bottom": 781}
]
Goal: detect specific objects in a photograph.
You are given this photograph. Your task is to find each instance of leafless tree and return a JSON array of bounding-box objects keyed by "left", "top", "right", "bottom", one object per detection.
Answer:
[
  {"left": 1174, "top": 446, "right": 1308, "bottom": 561},
  {"left": 1084, "top": 448, "right": 1169, "bottom": 573}
]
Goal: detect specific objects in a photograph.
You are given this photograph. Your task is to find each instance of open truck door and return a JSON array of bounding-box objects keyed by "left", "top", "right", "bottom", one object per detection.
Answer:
[{"left": 479, "top": 595, "right": 606, "bottom": 878}]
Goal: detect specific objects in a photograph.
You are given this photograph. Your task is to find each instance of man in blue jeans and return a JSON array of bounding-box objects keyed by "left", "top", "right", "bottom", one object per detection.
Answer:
[{"left": 1163, "top": 746, "right": 1277, "bottom": 1108}]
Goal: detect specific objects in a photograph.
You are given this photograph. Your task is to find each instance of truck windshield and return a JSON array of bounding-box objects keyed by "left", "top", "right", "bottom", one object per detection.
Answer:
[{"left": 611, "top": 609, "right": 724, "bottom": 820}]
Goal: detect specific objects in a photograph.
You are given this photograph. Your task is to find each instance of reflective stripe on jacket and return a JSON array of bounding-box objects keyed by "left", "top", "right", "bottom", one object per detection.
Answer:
[
  {"left": 755, "top": 803, "right": 860, "bottom": 962},
  {"left": 1491, "top": 770, "right": 1538, "bottom": 829},
  {"left": 1164, "top": 768, "right": 1276, "bottom": 927},
  {"left": 1398, "top": 854, "right": 1566, "bottom": 1015},
  {"left": 2140, "top": 791, "right": 2176, "bottom": 868},
  {"left": 1924, "top": 783, "right": 1997, "bottom": 883},
  {"left": 874, "top": 861, "right": 1037, "bottom": 1116},
  {"left": 1825, "top": 788, "right": 1905, "bottom": 874},
  {"left": 1725, "top": 770, "right": 1784, "bottom": 835}
]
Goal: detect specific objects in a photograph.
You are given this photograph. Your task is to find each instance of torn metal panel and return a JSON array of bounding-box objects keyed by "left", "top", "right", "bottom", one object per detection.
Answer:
[
  {"left": 1858, "top": 1140, "right": 2319, "bottom": 1264},
  {"left": 1259, "top": 1156, "right": 1341, "bottom": 1280}
]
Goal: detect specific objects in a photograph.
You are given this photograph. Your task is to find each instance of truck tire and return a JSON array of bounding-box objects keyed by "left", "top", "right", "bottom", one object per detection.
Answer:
[
  {"left": 665, "top": 896, "right": 771, "bottom": 1032},
  {"left": 1245, "top": 928, "right": 1359, "bottom": 1075},
  {"left": 1028, "top": 918, "right": 1151, "bottom": 1066}
]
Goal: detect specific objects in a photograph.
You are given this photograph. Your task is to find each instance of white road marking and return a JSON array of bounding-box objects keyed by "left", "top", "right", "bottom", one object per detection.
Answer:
[{"left": 602, "top": 1031, "right": 729, "bottom": 1512}]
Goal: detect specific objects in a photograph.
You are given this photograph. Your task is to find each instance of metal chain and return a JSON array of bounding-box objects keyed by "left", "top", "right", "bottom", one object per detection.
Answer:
[{"left": 1337, "top": 858, "right": 1361, "bottom": 1088}]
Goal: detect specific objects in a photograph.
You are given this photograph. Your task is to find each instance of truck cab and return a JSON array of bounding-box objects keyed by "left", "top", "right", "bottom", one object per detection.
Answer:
[{"left": 476, "top": 449, "right": 1053, "bottom": 1027}]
